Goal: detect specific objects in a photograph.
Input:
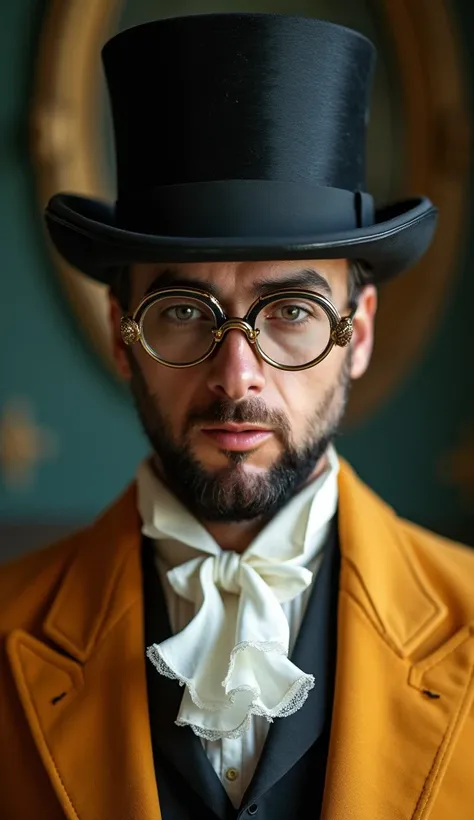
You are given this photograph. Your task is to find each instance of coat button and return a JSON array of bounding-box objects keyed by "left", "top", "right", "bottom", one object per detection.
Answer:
[{"left": 247, "top": 805, "right": 259, "bottom": 815}]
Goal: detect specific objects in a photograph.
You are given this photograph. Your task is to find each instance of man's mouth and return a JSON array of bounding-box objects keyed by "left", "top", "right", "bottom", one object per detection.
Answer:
[{"left": 200, "top": 423, "right": 273, "bottom": 451}]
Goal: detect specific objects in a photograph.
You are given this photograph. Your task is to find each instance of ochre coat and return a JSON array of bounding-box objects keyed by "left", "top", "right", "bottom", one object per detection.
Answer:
[{"left": 1, "top": 460, "right": 473, "bottom": 819}]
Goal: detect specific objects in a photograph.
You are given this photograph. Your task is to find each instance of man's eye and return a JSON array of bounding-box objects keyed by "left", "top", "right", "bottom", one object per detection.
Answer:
[
  {"left": 269, "top": 304, "right": 312, "bottom": 322},
  {"left": 164, "top": 305, "right": 202, "bottom": 321}
]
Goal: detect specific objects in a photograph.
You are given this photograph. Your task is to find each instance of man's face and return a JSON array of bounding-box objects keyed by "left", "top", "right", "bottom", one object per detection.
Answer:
[{"left": 110, "top": 259, "right": 377, "bottom": 522}]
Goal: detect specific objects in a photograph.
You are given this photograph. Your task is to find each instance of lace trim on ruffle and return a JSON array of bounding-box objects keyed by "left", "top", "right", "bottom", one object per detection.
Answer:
[
  {"left": 146, "top": 642, "right": 315, "bottom": 740},
  {"left": 176, "top": 673, "right": 315, "bottom": 740}
]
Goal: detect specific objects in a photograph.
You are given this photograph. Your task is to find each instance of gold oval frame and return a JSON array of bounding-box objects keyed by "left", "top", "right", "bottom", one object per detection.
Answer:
[{"left": 31, "top": 0, "right": 470, "bottom": 424}]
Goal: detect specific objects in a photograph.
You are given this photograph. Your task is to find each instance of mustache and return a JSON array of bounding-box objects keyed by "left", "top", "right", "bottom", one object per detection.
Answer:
[{"left": 185, "top": 399, "right": 292, "bottom": 444}]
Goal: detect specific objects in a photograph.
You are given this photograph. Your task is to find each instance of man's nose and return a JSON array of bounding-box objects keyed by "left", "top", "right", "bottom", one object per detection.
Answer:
[{"left": 206, "top": 327, "right": 266, "bottom": 401}]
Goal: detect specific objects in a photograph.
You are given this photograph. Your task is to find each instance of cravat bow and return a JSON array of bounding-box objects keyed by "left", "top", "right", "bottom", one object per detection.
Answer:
[{"left": 147, "top": 546, "right": 315, "bottom": 739}]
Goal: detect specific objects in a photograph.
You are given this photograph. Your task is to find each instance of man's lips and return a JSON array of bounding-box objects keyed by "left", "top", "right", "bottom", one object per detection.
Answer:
[{"left": 200, "top": 423, "right": 273, "bottom": 451}]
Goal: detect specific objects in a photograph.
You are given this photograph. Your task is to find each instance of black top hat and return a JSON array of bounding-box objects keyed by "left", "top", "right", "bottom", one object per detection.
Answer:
[{"left": 45, "top": 13, "right": 437, "bottom": 285}]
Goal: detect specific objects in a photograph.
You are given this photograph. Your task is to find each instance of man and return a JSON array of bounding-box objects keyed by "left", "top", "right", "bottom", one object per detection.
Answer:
[{"left": 1, "top": 13, "right": 473, "bottom": 820}]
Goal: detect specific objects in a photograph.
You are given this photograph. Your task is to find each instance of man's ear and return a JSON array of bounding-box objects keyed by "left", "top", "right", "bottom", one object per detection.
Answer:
[
  {"left": 349, "top": 284, "right": 378, "bottom": 380},
  {"left": 109, "top": 291, "right": 133, "bottom": 380}
]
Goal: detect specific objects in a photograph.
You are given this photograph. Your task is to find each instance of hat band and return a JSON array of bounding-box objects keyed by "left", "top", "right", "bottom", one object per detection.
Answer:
[{"left": 115, "top": 181, "right": 374, "bottom": 238}]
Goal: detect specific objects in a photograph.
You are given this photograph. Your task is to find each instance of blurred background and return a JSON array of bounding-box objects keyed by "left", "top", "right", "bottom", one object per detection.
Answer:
[{"left": 0, "top": 0, "right": 473, "bottom": 562}]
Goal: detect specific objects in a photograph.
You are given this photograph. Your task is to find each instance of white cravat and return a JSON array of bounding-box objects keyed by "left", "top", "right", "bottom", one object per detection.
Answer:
[{"left": 139, "top": 448, "right": 339, "bottom": 753}]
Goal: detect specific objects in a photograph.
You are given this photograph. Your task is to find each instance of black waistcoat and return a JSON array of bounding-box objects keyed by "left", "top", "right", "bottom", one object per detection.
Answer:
[{"left": 142, "top": 517, "right": 340, "bottom": 820}]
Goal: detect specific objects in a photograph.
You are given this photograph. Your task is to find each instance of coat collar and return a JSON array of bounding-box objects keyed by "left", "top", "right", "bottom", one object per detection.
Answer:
[
  {"left": 6, "top": 461, "right": 474, "bottom": 820},
  {"left": 337, "top": 462, "right": 449, "bottom": 658},
  {"left": 42, "top": 484, "right": 142, "bottom": 662},
  {"left": 35, "top": 461, "right": 453, "bottom": 666},
  {"left": 12, "top": 462, "right": 453, "bottom": 667}
]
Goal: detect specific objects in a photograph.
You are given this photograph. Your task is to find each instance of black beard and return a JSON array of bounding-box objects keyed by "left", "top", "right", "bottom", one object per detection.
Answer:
[{"left": 128, "top": 355, "right": 352, "bottom": 523}]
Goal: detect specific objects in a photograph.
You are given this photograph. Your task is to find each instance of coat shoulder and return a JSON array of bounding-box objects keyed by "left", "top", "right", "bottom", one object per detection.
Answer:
[
  {"left": 338, "top": 457, "right": 474, "bottom": 620},
  {"left": 400, "top": 516, "right": 474, "bottom": 604},
  {"left": 0, "top": 527, "right": 86, "bottom": 635},
  {"left": 0, "top": 482, "right": 138, "bottom": 636}
]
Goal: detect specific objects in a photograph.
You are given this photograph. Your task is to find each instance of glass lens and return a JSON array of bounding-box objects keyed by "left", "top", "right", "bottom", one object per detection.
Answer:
[
  {"left": 141, "top": 295, "right": 216, "bottom": 364},
  {"left": 254, "top": 297, "right": 332, "bottom": 367}
]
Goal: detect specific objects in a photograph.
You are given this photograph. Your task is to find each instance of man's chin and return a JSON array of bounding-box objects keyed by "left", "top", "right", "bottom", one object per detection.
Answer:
[{"left": 193, "top": 447, "right": 277, "bottom": 474}]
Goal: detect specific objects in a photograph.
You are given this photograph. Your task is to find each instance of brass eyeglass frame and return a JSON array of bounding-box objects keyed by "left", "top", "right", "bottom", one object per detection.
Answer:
[{"left": 120, "top": 286, "right": 357, "bottom": 372}]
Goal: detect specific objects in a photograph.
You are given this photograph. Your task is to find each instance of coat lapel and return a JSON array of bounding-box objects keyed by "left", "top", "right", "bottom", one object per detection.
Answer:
[
  {"left": 6, "top": 486, "right": 161, "bottom": 820},
  {"left": 321, "top": 462, "right": 474, "bottom": 820}
]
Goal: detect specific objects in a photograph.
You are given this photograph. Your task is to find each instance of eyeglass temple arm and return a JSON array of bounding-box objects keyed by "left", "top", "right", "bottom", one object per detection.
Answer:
[{"left": 347, "top": 299, "right": 358, "bottom": 319}]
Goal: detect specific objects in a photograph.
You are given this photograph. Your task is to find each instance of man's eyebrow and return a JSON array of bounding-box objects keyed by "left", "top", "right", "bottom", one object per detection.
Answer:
[
  {"left": 143, "top": 266, "right": 333, "bottom": 300},
  {"left": 144, "top": 269, "right": 220, "bottom": 298},
  {"left": 253, "top": 269, "right": 333, "bottom": 298}
]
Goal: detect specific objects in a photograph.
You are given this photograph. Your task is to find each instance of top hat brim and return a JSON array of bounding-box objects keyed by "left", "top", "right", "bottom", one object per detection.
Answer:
[{"left": 45, "top": 192, "right": 437, "bottom": 286}]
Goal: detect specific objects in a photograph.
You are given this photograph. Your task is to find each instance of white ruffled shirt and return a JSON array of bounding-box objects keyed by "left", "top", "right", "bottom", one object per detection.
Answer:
[{"left": 137, "top": 447, "right": 339, "bottom": 806}]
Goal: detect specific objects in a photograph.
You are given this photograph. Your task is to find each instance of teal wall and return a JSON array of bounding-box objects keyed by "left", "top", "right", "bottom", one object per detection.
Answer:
[
  {"left": 0, "top": 1, "right": 473, "bottom": 547},
  {"left": 0, "top": 2, "right": 148, "bottom": 523}
]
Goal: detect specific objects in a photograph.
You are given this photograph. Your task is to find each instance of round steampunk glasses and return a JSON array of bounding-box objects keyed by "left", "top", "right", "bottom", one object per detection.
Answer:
[{"left": 120, "top": 287, "right": 357, "bottom": 371}]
